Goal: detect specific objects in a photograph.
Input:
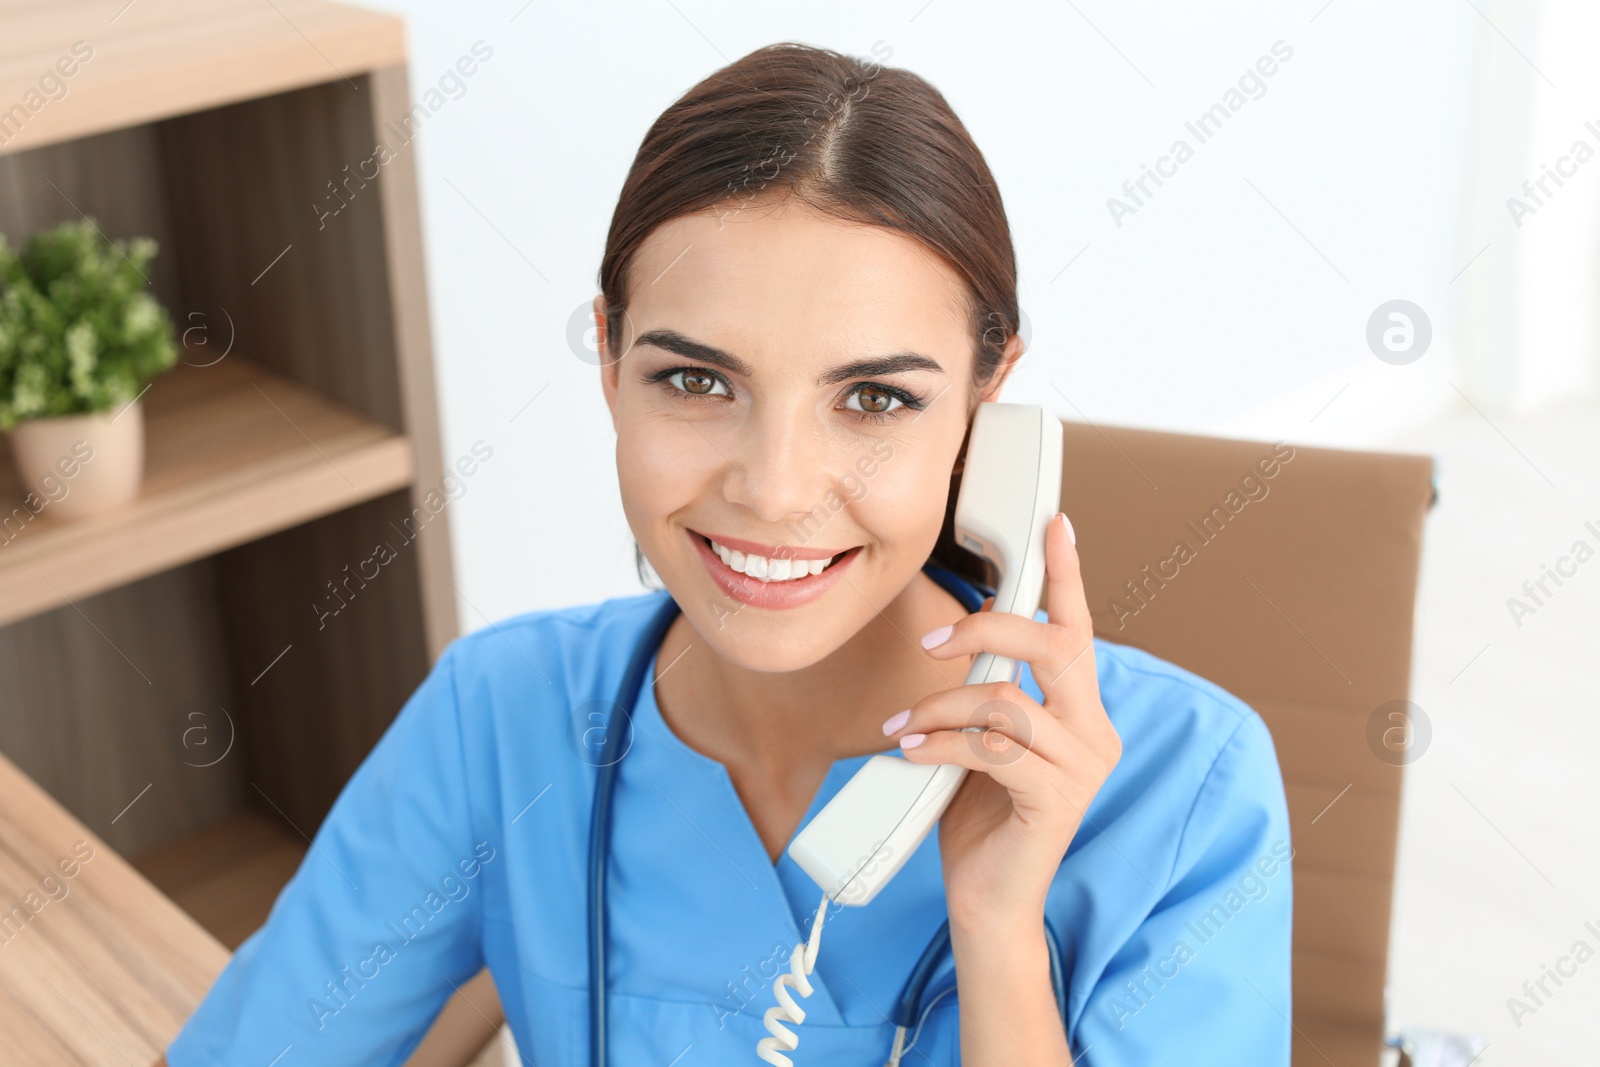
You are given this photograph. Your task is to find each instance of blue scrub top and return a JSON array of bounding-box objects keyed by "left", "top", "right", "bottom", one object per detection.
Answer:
[{"left": 167, "top": 563, "right": 1292, "bottom": 1066}]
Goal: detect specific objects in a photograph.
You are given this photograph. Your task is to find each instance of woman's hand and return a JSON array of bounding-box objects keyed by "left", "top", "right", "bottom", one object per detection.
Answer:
[{"left": 882, "top": 512, "right": 1122, "bottom": 931}]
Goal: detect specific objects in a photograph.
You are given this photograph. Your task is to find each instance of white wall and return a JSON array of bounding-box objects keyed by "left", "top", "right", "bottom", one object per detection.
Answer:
[
  {"left": 354, "top": 0, "right": 1521, "bottom": 622},
  {"left": 1467, "top": 0, "right": 1600, "bottom": 412}
]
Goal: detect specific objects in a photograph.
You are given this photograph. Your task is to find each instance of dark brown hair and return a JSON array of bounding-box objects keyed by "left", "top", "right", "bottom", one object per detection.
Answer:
[{"left": 601, "top": 41, "right": 1018, "bottom": 591}]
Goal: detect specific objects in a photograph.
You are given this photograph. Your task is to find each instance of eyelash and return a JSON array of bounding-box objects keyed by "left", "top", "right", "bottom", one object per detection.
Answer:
[{"left": 642, "top": 366, "right": 929, "bottom": 424}]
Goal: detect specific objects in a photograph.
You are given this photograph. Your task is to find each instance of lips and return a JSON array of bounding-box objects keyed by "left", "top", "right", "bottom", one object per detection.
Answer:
[
  {"left": 702, "top": 535, "right": 846, "bottom": 582},
  {"left": 688, "top": 528, "right": 861, "bottom": 611}
]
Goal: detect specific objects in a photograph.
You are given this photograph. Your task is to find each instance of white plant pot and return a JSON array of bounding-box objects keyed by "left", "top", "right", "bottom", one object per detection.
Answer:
[{"left": 8, "top": 399, "right": 145, "bottom": 520}]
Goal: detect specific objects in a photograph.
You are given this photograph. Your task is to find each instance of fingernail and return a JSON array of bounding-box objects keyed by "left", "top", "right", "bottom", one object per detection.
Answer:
[
  {"left": 1057, "top": 512, "right": 1075, "bottom": 546},
  {"left": 899, "top": 732, "right": 926, "bottom": 750},
  {"left": 920, "top": 624, "right": 953, "bottom": 649},
  {"left": 881, "top": 709, "right": 911, "bottom": 735}
]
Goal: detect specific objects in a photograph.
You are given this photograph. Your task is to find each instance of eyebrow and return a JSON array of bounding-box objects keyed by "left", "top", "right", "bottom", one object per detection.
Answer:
[{"left": 633, "top": 328, "right": 945, "bottom": 386}]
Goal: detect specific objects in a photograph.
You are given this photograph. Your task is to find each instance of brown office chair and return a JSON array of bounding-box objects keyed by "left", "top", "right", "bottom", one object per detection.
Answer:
[{"left": 1061, "top": 419, "right": 1437, "bottom": 1066}]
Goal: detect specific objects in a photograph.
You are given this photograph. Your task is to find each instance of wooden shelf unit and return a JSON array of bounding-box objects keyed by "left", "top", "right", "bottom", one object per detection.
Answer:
[
  {"left": 0, "top": 3, "right": 496, "bottom": 1063},
  {"left": 0, "top": 0, "right": 458, "bottom": 850},
  {"left": 0, "top": 354, "right": 415, "bottom": 628},
  {"left": 0, "top": 0, "right": 407, "bottom": 157},
  {"left": 130, "top": 809, "right": 308, "bottom": 952}
]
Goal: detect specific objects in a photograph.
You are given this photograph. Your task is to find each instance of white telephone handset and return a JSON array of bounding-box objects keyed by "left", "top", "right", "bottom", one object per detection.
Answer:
[
  {"left": 756, "top": 403, "right": 1064, "bottom": 1064},
  {"left": 789, "top": 402, "right": 1065, "bottom": 904}
]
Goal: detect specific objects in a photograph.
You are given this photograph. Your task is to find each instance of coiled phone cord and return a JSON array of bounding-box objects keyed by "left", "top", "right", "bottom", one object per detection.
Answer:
[
  {"left": 756, "top": 891, "right": 831, "bottom": 1066},
  {"left": 756, "top": 905, "right": 1070, "bottom": 1065}
]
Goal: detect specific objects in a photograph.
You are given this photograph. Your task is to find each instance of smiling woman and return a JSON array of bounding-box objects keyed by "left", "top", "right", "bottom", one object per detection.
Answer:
[
  {"left": 161, "top": 39, "right": 1291, "bottom": 1067},
  {"left": 597, "top": 45, "right": 1017, "bottom": 602},
  {"left": 599, "top": 190, "right": 1001, "bottom": 673}
]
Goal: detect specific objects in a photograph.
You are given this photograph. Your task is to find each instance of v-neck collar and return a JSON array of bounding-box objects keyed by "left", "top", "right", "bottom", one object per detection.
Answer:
[
  {"left": 620, "top": 561, "right": 988, "bottom": 1026},
  {"left": 633, "top": 665, "right": 884, "bottom": 869},
  {"left": 631, "top": 638, "right": 881, "bottom": 1017},
  {"left": 630, "top": 559, "right": 988, "bottom": 876}
]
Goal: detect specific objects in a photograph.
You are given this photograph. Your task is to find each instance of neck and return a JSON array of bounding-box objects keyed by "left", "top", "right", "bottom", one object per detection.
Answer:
[{"left": 653, "top": 569, "right": 976, "bottom": 777}]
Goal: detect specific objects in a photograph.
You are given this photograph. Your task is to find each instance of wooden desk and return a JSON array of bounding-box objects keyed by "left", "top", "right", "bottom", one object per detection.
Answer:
[{"left": 0, "top": 750, "right": 226, "bottom": 1064}]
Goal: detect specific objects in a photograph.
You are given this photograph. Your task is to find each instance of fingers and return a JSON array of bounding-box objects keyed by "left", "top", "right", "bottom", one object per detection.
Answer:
[
  {"left": 882, "top": 680, "right": 1082, "bottom": 771},
  {"left": 923, "top": 610, "right": 1070, "bottom": 678},
  {"left": 1036, "top": 511, "right": 1099, "bottom": 707},
  {"left": 889, "top": 714, "right": 1108, "bottom": 836},
  {"left": 921, "top": 515, "right": 1101, "bottom": 721},
  {"left": 1042, "top": 512, "right": 1091, "bottom": 637},
  {"left": 903, "top": 513, "right": 1119, "bottom": 774},
  {"left": 896, "top": 720, "right": 1055, "bottom": 793}
]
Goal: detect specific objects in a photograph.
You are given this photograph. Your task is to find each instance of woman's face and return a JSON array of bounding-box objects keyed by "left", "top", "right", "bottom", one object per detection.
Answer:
[{"left": 600, "top": 196, "right": 1014, "bottom": 672}]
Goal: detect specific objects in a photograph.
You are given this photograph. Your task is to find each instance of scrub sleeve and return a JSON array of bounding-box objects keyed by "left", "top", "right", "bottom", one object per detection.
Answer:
[{"left": 1066, "top": 708, "right": 1294, "bottom": 1063}]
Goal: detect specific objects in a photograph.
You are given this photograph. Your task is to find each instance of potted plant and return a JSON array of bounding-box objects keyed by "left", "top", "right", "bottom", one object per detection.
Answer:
[{"left": 0, "top": 217, "right": 178, "bottom": 520}]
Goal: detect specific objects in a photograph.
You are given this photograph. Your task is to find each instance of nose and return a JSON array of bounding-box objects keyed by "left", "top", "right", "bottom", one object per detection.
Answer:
[{"left": 719, "top": 402, "right": 838, "bottom": 527}]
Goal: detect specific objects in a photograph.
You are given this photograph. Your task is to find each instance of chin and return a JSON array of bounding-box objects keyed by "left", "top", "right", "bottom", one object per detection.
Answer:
[{"left": 702, "top": 626, "right": 848, "bottom": 674}]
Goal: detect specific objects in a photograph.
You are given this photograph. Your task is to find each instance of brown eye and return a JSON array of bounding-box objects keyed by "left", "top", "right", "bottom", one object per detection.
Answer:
[
  {"left": 665, "top": 369, "right": 729, "bottom": 398},
  {"left": 851, "top": 386, "right": 898, "bottom": 414}
]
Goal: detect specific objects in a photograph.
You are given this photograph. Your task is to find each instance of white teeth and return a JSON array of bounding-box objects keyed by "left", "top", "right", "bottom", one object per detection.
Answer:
[{"left": 708, "top": 538, "right": 837, "bottom": 583}]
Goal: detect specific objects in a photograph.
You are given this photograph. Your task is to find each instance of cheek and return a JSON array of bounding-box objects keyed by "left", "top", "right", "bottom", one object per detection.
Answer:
[
  {"left": 615, "top": 412, "right": 712, "bottom": 535},
  {"left": 850, "top": 436, "right": 957, "bottom": 548}
]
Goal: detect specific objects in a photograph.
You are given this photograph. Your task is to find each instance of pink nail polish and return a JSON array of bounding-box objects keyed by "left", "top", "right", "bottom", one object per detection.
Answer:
[
  {"left": 881, "top": 709, "right": 910, "bottom": 735},
  {"left": 1058, "top": 512, "right": 1075, "bottom": 546},
  {"left": 899, "top": 732, "right": 926, "bottom": 750},
  {"left": 920, "top": 624, "right": 952, "bottom": 649}
]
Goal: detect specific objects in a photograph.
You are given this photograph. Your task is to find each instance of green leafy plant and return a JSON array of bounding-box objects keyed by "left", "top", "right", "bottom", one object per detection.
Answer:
[{"left": 0, "top": 217, "right": 178, "bottom": 431}]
